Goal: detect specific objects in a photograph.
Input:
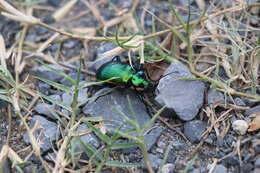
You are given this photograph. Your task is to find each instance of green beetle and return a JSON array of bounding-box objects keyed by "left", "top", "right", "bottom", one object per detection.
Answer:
[{"left": 96, "top": 57, "right": 150, "bottom": 89}]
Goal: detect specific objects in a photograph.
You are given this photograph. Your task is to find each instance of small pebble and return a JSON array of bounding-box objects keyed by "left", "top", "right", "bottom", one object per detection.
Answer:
[
  {"left": 232, "top": 120, "right": 249, "bottom": 135},
  {"left": 255, "top": 157, "right": 260, "bottom": 168},
  {"left": 208, "top": 164, "right": 227, "bottom": 173},
  {"left": 148, "top": 154, "right": 163, "bottom": 170},
  {"left": 161, "top": 163, "right": 174, "bottom": 173}
]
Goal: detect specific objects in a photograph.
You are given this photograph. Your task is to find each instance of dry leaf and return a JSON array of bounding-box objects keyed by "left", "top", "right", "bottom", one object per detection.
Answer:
[
  {"left": 248, "top": 113, "right": 260, "bottom": 132},
  {"left": 145, "top": 61, "right": 169, "bottom": 82}
]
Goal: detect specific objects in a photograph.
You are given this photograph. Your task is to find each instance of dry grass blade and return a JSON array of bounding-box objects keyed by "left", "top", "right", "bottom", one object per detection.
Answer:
[
  {"left": 0, "top": 0, "right": 39, "bottom": 24},
  {"left": 99, "top": 35, "right": 144, "bottom": 59},
  {"left": 7, "top": 146, "right": 24, "bottom": 166},
  {"left": 0, "top": 145, "right": 9, "bottom": 172},
  {"left": 250, "top": 46, "right": 260, "bottom": 84},
  {"left": 195, "top": 0, "right": 206, "bottom": 10},
  {"left": 71, "top": 27, "right": 96, "bottom": 36},
  {"left": 83, "top": 0, "right": 105, "bottom": 26},
  {"left": 37, "top": 33, "right": 60, "bottom": 53},
  {"left": 121, "top": 13, "right": 139, "bottom": 33},
  {"left": 53, "top": 136, "right": 70, "bottom": 173},
  {"left": 103, "top": 14, "right": 129, "bottom": 29},
  {"left": 205, "top": 18, "right": 219, "bottom": 43},
  {"left": 52, "top": 0, "right": 78, "bottom": 22},
  {"left": 0, "top": 34, "right": 7, "bottom": 69},
  {"left": 24, "top": 52, "right": 57, "bottom": 65}
]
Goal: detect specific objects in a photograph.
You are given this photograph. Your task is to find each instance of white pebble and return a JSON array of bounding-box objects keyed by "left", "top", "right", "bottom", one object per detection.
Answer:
[
  {"left": 161, "top": 164, "right": 175, "bottom": 173},
  {"left": 232, "top": 120, "right": 249, "bottom": 135}
]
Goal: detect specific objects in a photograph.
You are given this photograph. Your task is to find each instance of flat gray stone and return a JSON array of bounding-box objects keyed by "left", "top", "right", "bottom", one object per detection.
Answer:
[
  {"left": 245, "top": 105, "right": 260, "bottom": 116},
  {"left": 144, "top": 127, "right": 163, "bottom": 151},
  {"left": 38, "top": 82, "right": 51, "bottom": 95},
  {"left": 31, "top": 64, "right": 65, "bottom": 82},
  {"left": 62, "top": 88, "right": 88, "bottom": 106},
  {"left": 234, "top": 97, "right": 246, "bottom": 106},
  {"left": 83, "top": 88, "right": 151, "bottom": 133},
  {"left": 255, "top": 157, "right": 260, "bottom": 168},
  {"left": 207, "top": 88, "right": 225, "bottom": 105},
  {"left": 60, "top": 72, "right": 85, "bottom": 87},
  {"left": 49, "top": 94, "right": 61, "bottom": 102},
  {"left": 35, "top": 102, "right": 58, "bottom": 120},
  {"left": 184, "top": 120, "right": 206, "bottom": 143},
  {"left": 88, "top": 42, "right": 118, "bottom": 72},
  {"left": 72, "top": 124, "right": 100, "bottom": 154},
  {"left": 212, "top": 164, "right": 227, "bottom": 173},
  {"left": 23, "top": 115, "right": 60, "bottom": 152},
  {"left": 155, "top": 61, "right": 205, "bottom": 121}
]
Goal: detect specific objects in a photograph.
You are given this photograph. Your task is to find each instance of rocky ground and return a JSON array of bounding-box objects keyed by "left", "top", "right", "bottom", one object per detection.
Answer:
[{"left": 0, "top": 0, "right": 259, "bottom": 173}]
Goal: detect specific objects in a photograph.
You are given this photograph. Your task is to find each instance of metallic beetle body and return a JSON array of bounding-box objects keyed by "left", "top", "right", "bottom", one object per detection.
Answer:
[{"left": 96, "top": 60, "right": 149, "bottom": 88}]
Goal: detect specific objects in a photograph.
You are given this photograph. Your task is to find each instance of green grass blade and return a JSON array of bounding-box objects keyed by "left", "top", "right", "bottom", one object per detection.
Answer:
[
  {"left": 157, "top": 143, "right": 172, "bottom": 173},
  {"left": 84, "top": 122, "right": 112, "bottom": 145},
  {"left": 81, "top": 117, "right": 104, "bottom": 122},
  {"left": 0, "top": 94, "right": 12, "bottom": 103},
  {"left": 111, "top": 106, "right": 139, "bottom": 129},
  {"left": 0, "top": 89, "right": 8, "bottom": 94},
  {"left": 111, "top": 142, "right": 139, "bottom": 150},
  {"left": 0, "top": 67, "right": 16, "bottom": 88},
  {"left": 35, "top": 59, "right": 77, "bottom": 85},
  {"left": 176, "top": 77, "right": 204, "bottom": 81},
  {"left": 78, "top": 77, "right": 119, "bottom": 89},
  {"left": 168, "top": 0, "right": 186, "bottom": 29},
  {"left": 143, "top": 106, "right": 165, "bottom": 132},
  {"left": 43, "top": 103, "right": 66, "bottom": 124},
  {"left": 169, "top": 26, "right": 187, "bottom": 44},
  {"left": 78, "top": 139, "right": 102, "bottom": 164},
  {"left": 34, "top": 76, "right": 70, "bottom": 92},
  {"left": 38, "top": 92, "right": 72, "bottom": 112},
  {"left": 110, "top": 130, "right": 142, "bottom": 143},
  {"left": 105, "top": 161, "right": 143, "bottom": 167},
  {"left": 190, "top": 9, "right": 206, "bottom": 33}
]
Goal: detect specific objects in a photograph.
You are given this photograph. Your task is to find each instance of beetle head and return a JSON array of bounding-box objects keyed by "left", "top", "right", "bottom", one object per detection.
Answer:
[{"left": 131, "top": 71, "right": 150, "bottom": 88}]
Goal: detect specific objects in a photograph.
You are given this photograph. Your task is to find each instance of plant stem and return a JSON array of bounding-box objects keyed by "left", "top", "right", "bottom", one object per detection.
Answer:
[
  {"left": 139, "top": 142, "right": 154, "bottom": 173},
  {"left": 95, "top": 147, "right": 111, "bottom": 173},
  {"left": 35, "top": 3, "right": 260, "bottom": 42},
  {"left": 15, "top": 25, "right": 28, "bottom": 83}
]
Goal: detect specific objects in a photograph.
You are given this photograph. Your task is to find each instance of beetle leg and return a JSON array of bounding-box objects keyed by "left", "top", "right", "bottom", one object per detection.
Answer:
[{"left": 112, "top": 56, "right": 121, "bottom": 62}]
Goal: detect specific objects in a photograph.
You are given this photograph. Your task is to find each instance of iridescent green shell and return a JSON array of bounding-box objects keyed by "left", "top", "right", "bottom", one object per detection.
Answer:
[
  {"left": 96, "top": 62, "right": 133, "bottom": 84},
  {"left": 96, "top": 61, "right": 150, "bottom": 88}
]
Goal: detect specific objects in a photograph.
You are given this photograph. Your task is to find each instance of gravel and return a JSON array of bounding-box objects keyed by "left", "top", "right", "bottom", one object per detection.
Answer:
[{"left": 184, "top": 120, "right": 207, "bottom": 143}]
